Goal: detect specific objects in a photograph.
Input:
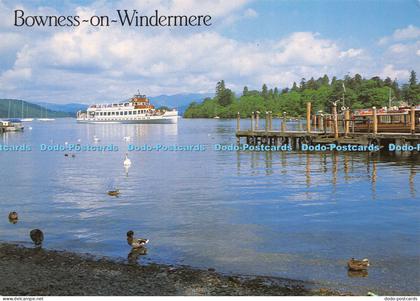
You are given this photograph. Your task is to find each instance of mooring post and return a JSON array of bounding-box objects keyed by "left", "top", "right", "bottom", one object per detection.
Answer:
[
  {"left": 344, "top": 109, "right": 350, "bottom": 137},
  {"left": 298, "top": 118, "right": 303, "bottom": 131},
  {"left": 236, "top": 112, "right": 240, "bottom": 131},
  {"left": 255, "top": 111, "right": 260, "bottom": 130},
  {"left": 282, "top": 112, "right": 287, "bottom": 133},
  {"left": 269, "top": 111, "right": 273, "bottom": 131},
  {"left": 333, "top": 103, "right": 339, "bottom": 139},
  {"left": 251, "top": 111, "right": 255, "bottom": 131},
  {"left": 265, "top": 112, "right": 269, "bottom": 132},
  {"left": 319, "top": 114, "right": 324, "bottom": 132},
  {"left": 411, "top": 105, "right": 416, "bottom": 134},
  {"left": 306, "top": 102, "right": 311, "bottom": 133},
  {"left": 372, "top": 106, "right": 378, "bottom": 135}
]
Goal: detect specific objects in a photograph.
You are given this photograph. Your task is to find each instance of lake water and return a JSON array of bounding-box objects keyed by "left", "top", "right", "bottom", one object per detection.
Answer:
[{"left": 0, "top": 118, "right": 419, "bottom": 295}]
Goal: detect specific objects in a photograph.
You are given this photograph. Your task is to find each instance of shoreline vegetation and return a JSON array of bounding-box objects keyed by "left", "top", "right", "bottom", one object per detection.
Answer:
[
  {"left": 183, "top": 71, "right": 420, "bottom": 119},
  {"left": 0, "top": 243, "right": 348, "bottom": 296}
]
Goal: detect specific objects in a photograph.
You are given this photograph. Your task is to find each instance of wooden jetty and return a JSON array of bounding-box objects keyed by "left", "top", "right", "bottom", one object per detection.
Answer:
[{"left": 236, "top": 103, "right": 420, "bottom": 148}]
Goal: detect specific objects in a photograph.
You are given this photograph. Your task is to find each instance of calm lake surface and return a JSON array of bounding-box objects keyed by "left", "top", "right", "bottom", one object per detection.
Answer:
[{"left": 0, "top": 118, "right": 419, "bottom": 294}]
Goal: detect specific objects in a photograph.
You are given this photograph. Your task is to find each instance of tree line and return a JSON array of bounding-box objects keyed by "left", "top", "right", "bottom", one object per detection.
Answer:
[{"left": 184, "top": 70, "right": 420, "bottom": 118}]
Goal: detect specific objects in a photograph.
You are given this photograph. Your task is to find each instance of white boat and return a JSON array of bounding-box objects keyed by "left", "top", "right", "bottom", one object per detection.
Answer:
[
  {"left": 76, "top": 93, "right": 178, "bottom": 124},
  {"left": 37, "top": 118, "right": 55, "bottom": 121},
  {"left": 21, "top": 118, "right": 34, "bottom": 122}
]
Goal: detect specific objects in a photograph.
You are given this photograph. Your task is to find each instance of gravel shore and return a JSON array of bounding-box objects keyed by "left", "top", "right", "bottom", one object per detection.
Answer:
[{"left": 0, "top": 243, "right": 347, "bottom": 296}]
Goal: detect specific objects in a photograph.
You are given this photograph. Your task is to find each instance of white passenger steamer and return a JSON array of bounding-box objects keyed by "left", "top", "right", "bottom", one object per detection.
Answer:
[{"left": 77, "top": 93, "right": 178, "bottom": 124}]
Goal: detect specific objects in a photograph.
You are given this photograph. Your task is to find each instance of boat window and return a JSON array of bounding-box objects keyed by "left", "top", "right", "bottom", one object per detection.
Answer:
[
  {"left": 108, "top": 112, "right": 111, "bottom": 116},
  {"left": 128, "top": 111, "right": 132, "bottom": 115},
  {"left": 124, "top": 111, "right": 128, "bottom": 115}
]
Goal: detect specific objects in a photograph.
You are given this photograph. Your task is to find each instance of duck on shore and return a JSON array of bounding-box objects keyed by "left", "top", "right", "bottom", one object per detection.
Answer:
[
  {"left": 347, "top": 258, "right": 370, "bottom": 271},
  {"left": 30, "top": 229, "right": 44, "bottom": 246},
  {"left": 8, "top": 211, "right": 18, "bottom": 223},
  {"left": 126, "top": 230, "right": 149, "bottom": 249}
]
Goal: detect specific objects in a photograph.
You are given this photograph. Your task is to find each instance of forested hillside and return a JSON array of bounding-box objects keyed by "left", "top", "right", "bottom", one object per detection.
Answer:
[
  {"left": 0, "top": 99, "right": 72, "bottom": 118},
  {"left": 184, "top": 71, "right": 420, "bottom": 118}
]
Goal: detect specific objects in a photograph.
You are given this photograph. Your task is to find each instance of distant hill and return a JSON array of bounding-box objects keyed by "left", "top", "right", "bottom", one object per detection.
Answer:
[
  {"left": 0, "top": 99, "right": 72, "bottom": 118},
  {"left": 34, "top": 102, "right": 88, "bottom": 114},
  {"left": 150, "top": 93, "right": 213, "bottom": 114}
]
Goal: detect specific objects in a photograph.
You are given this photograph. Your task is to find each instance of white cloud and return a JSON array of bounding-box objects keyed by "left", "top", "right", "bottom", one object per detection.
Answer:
[
  {"left": 379, "top": 64, "right": 410, "bottom": 81},
  {"left": 0, "top": 1, "right": 417, "bottom": 103},
  {"left": 379, "top": 25, "right": 420, "bottom": 45},
  {"left": 339, "top": 48, "right": 363, "bottom": 58}
]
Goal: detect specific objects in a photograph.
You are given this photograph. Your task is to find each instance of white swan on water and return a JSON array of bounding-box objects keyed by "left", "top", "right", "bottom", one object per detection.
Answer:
[{"left": 124, "top": 153, "right": 131, "bottom": 167}]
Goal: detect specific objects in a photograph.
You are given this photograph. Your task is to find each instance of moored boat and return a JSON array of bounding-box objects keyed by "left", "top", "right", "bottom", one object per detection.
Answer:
[{"left": 76, "top": 93, "right": 178, "bottom": 124}]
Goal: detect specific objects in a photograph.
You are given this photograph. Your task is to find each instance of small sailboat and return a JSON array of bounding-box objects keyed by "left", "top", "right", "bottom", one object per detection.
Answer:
[{"left": 37, "top": 104, "right": 55, "bottom": 121}]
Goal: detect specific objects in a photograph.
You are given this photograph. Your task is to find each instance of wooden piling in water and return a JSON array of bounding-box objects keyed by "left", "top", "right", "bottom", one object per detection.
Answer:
[
  {"left": 255, "top": 111, "right": 260, "bottom": 130},
  {"left": 281, "top": 112, "right": 286, "bottom": 133},
  {"left": 373, "top": 107, "right": 378, "bottom": 135},
  {"left": 333, "top": 103, "right": 339, "bottom": 139},
  {"left": 236, "top": 112, "right": 240, "bottom": 131},
  {"left": 411, "top": 105, "right": 416, "bottom": 134},
  {"left": 251, "top": 112, "right": 255, "bottom": 131},
  {"left": 306, "top": 102, "right": 311, "bottom": 133},
  {"left": 344, "top": 109, "right": 350, "bottom": 137},
  {"left": 319, "top": 115, "right": 324, "bottom": 132}
]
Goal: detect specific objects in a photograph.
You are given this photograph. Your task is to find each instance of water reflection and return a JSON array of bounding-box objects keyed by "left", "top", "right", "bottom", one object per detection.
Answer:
[{"left": 236, "top": 151, "right": 418, "bottom": 199}]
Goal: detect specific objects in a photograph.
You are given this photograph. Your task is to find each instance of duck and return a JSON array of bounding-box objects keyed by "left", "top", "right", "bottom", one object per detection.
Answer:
[
  {"left": 347, "top": 258, "right": 370, "bottom": 271},
  {"left": 107, "top": 189, "right": 120, "bottom": 196},
  {"left": 64, "top": 153, "right": 69, "bottom": 157},
  {"left": 123, "top": 136, "right": 131, "bottom": 142},
  {"left": 93, "top": 135, "right": 100, "bottom": 143},
  {"left": 123, "top": 153, "right": 131, "bottom": 167},
  {"left": 71, "top": 153, "right": 76, "bottom": 158},
  {"left": 8, "top": 211, "right": 18, "bottom": 223},
  {"left": 30, "top": 229, "right": 44, "bottom": 246},
  {"left": 126, "top": 230, "right": 149, "bottom": 249}
]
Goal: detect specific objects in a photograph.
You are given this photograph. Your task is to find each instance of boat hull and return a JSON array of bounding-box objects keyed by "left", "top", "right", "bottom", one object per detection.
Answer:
[{"left": 76, "top": 116, "right": 178, "bottom": 124}]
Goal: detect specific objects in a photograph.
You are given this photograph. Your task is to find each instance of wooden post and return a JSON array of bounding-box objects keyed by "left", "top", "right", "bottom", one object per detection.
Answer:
[
  {"left": 319, "top": 114, "right": 324, "bottom": 132},
  {"left": 306, "top": 102, "right": 311, "bottom": 133},
  {"left": 265, "top": 112, "right": 270, "bottom": 132},
  {"left": 281, "top": 112, "right": 286, "bottom": 132},
  {"left": 332, "top": 103, "right": 339, "bottom": 139},
  {"left": 255, "top": 111, "right": 260, "bottom": 130},
  {"left": 269, "top": 111, "right": 273, "bottom": 131},
  {"left": 344, "top": 109, "right": 350, "bottom": 137},
  {"left": 372, "top": 106, "right": 378, "bottom": 135},
  {"left": 236, "top": 112, "right": 240, "bottom": 131},
  {"left": 251, "top": 112, "right": 255, "bottom": 131},
  {"left": 411, "top": 105, "right": 416, "bottom": 134}
]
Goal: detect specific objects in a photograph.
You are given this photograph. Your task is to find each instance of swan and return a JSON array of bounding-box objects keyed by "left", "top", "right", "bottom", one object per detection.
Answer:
[
  {"left": 123, "top": 136, "right": 131, "bottom": 142},
  {"left": 123, "top": 153, "right": 131, "bottom": 167},
  {"left": 93, "top": 135, "right": 100, "bottom": 143}
]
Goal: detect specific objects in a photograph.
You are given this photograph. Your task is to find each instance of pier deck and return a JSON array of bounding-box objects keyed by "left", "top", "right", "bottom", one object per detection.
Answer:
[{"left": 235, "top": 103, "right": 420, "bottom": 148}]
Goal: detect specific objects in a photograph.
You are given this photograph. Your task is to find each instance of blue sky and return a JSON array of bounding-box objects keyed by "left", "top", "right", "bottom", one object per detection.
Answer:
[{"left": 0, "top": 0, "right": 419, "bottom": 103}]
